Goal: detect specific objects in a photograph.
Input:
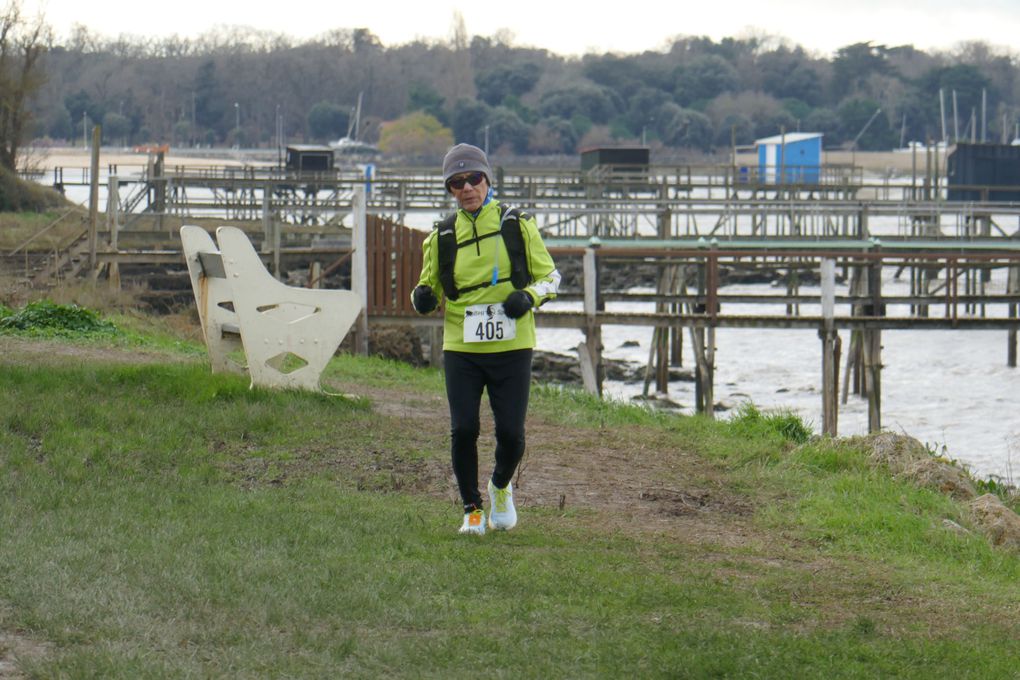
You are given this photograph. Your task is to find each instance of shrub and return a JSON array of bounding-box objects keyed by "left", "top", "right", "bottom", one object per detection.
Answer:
[
  {"left": 0, "top": 300, "right": 117, "bottom": 336},
  {"left": 729, "top": 402, "right": 813, "bottom": 444}
]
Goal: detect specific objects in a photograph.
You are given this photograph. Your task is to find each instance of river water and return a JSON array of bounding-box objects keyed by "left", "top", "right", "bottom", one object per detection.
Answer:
[{"left": 536, "top": 274, "right": 1020, "bottom": 483}]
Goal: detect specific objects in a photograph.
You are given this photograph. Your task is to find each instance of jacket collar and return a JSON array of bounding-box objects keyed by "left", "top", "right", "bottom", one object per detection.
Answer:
[{"left": 461, "top": 195, "right": 499, "bottom": 221}]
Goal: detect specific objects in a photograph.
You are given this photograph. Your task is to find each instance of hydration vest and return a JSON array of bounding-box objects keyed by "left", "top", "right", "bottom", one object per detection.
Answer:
[{"left": 435, "top": 204, "right": 531, "bottom": 301}]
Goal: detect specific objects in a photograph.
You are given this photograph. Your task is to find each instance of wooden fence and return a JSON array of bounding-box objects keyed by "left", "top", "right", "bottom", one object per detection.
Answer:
[{"left": 365, "top": 215, "right": 427, "bottom": 316}]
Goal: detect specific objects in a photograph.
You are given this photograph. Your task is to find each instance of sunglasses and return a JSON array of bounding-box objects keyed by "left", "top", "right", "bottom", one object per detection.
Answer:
[{"left": 446, "top": 172, "right": 486, "bottom": 191}]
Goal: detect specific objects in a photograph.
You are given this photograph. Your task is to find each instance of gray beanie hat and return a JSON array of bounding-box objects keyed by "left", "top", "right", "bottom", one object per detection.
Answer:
[{"left": 442, "top": 143, "right": 492, "bottom": 184}]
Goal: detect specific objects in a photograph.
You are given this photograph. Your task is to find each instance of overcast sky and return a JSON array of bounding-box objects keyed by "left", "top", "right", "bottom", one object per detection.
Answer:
[{"left": 19, "top": 0, "right": 1020, "bottom": 57}]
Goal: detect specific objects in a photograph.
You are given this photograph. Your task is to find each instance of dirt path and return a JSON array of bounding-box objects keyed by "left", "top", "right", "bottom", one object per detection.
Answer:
[
  {"left": 0, "top": 336, "right": 180, "bottom": 367},
  {"left": 0, "top": 633, "right": 48, "bottom": 680},
  {"left": 348, "top": 377, "right": 756, "bottom": 546}
]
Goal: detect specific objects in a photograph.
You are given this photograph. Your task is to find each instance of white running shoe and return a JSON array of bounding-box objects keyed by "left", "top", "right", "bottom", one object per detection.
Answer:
[
  {"left": 458, "top": 508, "right": 486, "bottom": 536},
  {"left": 487, "top": 479, "right": 517, "bottom": 531}
]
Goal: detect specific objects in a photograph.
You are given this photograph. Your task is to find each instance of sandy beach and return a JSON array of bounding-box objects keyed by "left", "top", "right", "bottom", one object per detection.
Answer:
[{"left": 26, "top": 145, "right": 277, "bottom": 172}]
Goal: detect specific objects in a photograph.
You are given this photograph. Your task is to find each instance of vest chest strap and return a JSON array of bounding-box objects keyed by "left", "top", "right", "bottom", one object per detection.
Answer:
[{"left": 435, "top": 204, "right": 531, "bottom": 301}]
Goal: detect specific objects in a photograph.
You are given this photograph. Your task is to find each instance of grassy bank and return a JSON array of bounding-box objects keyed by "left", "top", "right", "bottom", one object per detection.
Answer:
[{"left": 1, "top": 312, "right": 1019, "bottom": 678}]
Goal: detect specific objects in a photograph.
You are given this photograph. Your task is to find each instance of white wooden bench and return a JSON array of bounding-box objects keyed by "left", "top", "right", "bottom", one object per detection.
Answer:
[{"left": 180, "top": 225, "right": 362, "bottom": 393}]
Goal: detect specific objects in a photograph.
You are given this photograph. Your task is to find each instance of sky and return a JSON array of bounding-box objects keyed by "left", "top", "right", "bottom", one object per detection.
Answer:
[{"left": 18, "top": 0, "right": 1020, "bottom": 57}]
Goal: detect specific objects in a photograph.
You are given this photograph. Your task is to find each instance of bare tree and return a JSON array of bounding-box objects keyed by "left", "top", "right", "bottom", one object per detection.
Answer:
[
  {"left": 0, "top": 1, "right": 50, "bottom": 171},
  {"left": 439, "top": 12, "right": 475, "bottom": 112}
]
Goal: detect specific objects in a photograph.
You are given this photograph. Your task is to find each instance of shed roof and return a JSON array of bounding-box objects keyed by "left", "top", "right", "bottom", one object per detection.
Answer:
[
  {"left": 286, "top": 144, "right": 334, "bottom": 153},
  {"left": 579, "top": 145, "right": 650, "bottom": 153},
  {"left": 754, "top": 132, "right": 823, "bottom": 146}
]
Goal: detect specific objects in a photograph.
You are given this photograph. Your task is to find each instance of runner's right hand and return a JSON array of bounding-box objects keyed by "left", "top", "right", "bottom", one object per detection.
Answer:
[{"left": 412, "top": 285, "right": 438, "bottom": 314}]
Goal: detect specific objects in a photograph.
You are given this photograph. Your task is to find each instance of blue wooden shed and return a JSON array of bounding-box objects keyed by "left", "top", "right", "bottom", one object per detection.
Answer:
[{"left": 755, "top": 132, "right": 823, "bottom": 184}]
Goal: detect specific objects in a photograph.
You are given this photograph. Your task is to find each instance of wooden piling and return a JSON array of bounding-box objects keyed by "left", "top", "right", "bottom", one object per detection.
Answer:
[
  {"left": 581, "top": 241, "right": 603, "bottom": 396},
  {"left": 261, "top": 185, "right": 280, "bottom": 278},
  {"left": 864, "top": 248, "right": 883, "bottom": 432},
  {"left": 653, "top": 264, "right": 678, "bottom": 394},
  {"left": 690, "top": 325, "right": 713, "bottom": 417},
  {"left": 655, "top": 326, "right": 669, "bottom": 392},
  {"left": 820, "top": 259, "right": 840, "bottom": 436},
  {"left": 841, "top": 262, "right": 866, "bottom": 402},
  {"left": 106, "top": 174, "right": 120, "bottom": 250},
  {"left": 1009, "top": 265, "right": 1019, "bottom": 368},
  {"left": 87, "top": 125, "right": 101, "bottom": 274},
  {"left": 350, "top": 186, "right": 369, "bottom": 355},
  {"left": 151, "top": 152, "right": 166, "bottom": 231},
  {"left": 864, "top": 327, "right": 882, "bottom": 432},
  {"left": 670, "top": 265, "right": 685, "bottom": 368},
  {"left": 689, "top": 244, "right": 715, "bottom": 417},
  {"left": 1009, "top": 325, "right": 1016, "bottom": 369},
  {"left": 821, "top": 330, "right": 841, "bottom": 435},
  {"left": 106, "top": 174, "right": 120, "bottom": 290}
]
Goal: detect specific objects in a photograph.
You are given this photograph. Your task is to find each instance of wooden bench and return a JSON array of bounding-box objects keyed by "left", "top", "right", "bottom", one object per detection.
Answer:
[{"left": 180, "top": 225, "right": 362, "bottom": 393}]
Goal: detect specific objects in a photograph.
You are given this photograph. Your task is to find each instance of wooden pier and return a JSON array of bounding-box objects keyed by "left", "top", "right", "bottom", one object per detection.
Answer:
[{"left": 40, "top": 157, "right": 1020, "bottom": 241}]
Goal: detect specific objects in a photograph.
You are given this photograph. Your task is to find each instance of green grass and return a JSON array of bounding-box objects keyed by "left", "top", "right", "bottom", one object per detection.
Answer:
[
  {"left": 1, "top": 324, "right": 1019, "bottom": 678},
  {"left": 0, "top": 201, "right": 69, "bottom": 244}
]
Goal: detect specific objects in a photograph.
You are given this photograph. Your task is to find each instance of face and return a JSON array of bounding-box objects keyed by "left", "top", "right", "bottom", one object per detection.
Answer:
[{"left": 446, "top": 171, "right": 489, "bottom": 213}]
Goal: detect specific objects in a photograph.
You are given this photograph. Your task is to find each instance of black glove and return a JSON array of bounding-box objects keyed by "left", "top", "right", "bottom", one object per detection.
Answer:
[
  {"left": 412, "top": 285, "right": 438, "bottom": 314},
  {"left": 503, "top": 290, "right": 533, "bottom": 319}
]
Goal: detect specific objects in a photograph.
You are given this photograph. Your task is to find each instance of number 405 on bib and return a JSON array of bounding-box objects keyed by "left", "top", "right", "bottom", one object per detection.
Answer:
[{"left": 463, "top": 303, "right": 517, "bottom": 343}]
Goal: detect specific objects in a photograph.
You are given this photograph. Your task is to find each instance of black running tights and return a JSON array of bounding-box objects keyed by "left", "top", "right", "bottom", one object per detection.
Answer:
[{"left": 443, "top": 349, "right": 532, "bottom": 510}]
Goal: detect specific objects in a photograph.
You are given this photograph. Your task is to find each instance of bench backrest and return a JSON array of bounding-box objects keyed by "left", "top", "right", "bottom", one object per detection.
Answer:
[{"left": 180, "top": 225, "right": 362, "bottom": 392}]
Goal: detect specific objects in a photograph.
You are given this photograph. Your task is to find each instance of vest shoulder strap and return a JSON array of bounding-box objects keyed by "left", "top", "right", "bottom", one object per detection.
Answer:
[
  {"left": 434, "top": 213, "right": 460, "bottom": 301},
  {"left": 498, "top": 205, "right": 531, "bottom": 290}
]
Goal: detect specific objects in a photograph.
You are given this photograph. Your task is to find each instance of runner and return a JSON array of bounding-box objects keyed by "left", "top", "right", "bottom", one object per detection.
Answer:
[{"left": 411, "top": 143, "right": 561, "bottom": 535}]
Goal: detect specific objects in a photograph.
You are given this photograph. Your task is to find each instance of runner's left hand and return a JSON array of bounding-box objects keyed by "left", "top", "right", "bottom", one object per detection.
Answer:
[{"left": 503, "top": 290, "right": 533, "bottom": 319}]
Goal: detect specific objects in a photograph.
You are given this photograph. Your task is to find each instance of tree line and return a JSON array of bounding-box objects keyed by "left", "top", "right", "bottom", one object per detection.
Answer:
[{"left": 4, "top": 3, "right": 1020, "bottom": 169}]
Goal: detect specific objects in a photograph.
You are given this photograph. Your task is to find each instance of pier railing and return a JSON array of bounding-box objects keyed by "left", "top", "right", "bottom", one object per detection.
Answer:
[{"left": 46, "top": 161, "right": 1020, "bottom": 243}]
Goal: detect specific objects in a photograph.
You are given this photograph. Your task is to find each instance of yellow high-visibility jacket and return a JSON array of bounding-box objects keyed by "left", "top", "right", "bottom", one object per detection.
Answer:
[{"left": 414, "top": 199, "right": 560, "bottom": 352}]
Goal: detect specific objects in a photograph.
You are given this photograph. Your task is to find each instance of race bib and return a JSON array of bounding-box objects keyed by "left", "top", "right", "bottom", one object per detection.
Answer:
[{"left": 463, "top": 303, "right": 517, "bottom": 343}]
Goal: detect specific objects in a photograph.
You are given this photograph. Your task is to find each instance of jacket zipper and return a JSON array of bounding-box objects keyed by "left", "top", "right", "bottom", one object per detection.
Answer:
[{"left": 467, "top": 211, "right": 481, "bottom": 256}]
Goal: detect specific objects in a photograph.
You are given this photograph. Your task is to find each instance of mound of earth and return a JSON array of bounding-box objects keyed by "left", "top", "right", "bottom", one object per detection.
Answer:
[
  {"left": 968, "top": 494, "right": 1020, "bottom": 552},
  {"left": 846, "top": 432, "right": 1020, "bottom": 553},
  {"left": 846, "top": 431, "right": 977, "bottom": 500},
  {"left": 0, "top": 165, "right": 67, "bottom": 212}
]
